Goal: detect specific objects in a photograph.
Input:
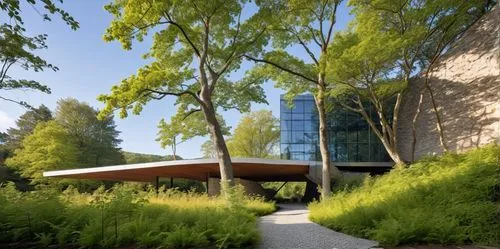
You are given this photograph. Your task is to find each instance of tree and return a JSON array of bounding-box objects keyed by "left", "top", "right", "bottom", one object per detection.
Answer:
[
  {"left": 0, "top": 132, "right": 9, "bottom": 164},
  {"left": 98, "top": 0, "right": 270, "bottom": 193},
  {"left": 55, "top": 98, "right": 124, "bottom": 167},
  {"left": 244, "top": 0, "right": 342, "bottom": 198},
  {"left": 226, "top": 110, "right": 279, "bottom": 158},
  {"left": 5, "top": 121, "right": 80, "bottom": 184},
  {"left": 201, "top": 139, "right": 216, "bottom": 159},
  {"left": 5, "top": 105, "right": 53, "bottom": 149},
  {"left": 327, "top": 0, "right": 494, "bottom": 164},
  {"left": 0, "top": 1, "right": 78, "bottom": 107},
  {"left": 156, "top": 110, "right": 229, "bottom": 160},
  {"left": 123, "top": 152, "right": 181, "bottom": 164}
]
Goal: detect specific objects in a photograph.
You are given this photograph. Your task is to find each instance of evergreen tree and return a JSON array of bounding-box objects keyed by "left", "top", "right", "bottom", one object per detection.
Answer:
[{"left": 5, "top": 105, "right": 53, "bottom": 149}]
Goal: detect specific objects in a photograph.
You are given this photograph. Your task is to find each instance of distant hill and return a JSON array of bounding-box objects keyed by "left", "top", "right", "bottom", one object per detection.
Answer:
[{"left": 123, "top": 151, "right": 182, "bottom": 164}]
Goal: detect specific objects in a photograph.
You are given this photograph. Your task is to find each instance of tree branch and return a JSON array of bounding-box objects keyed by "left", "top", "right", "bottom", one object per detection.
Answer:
[
  {"left": 182, "top": 108, "right": 201, "bottom": 121},
  {"left": 324, "top": 1, "right": 339, "bottom": 46},
  {"left": 244, "top": 55, "right": 318, "bottom": 85},
  {"left": 163, "top": 12, "right": 201, "bottom": 57},
  {"left": 142, "top": 88, "right": 201, "bottom": 103},
  {"left": 290, "top": 27, "right": 319, "bottom": 65}
]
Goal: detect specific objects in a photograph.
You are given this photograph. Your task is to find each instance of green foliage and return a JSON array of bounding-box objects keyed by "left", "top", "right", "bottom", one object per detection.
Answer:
[
  {"left": 263, "top": 182, "right": 306, "bottom": 201},
  {"left": 123, "top": 151, "right": 177, "bottom": 164},
  {"left": 99, "top": 0, "right": 273, "bottom": 188},
  {"left": 55, "top": 98, "right": 124, "bottom": 167},
  {"left": 200, "top": 139, "right": 216, "bottom": 158},
  {"left": 326, "top": 0, "right": 495, "bottom": 164},
  {"left": 227, "top": 110, "right": 280, "bottom": 158},
  {"left": 5, "top": 121, "right": 80, "bottom": 184},
  {"left": 0, "top": 183, "right": 275, "bottom": 248},
  {"left": 98, "top": 0, "right": 269, "bottom": 122},
  {"left": 4, "top": 105, "right": 53, "bottom": 150},
  {"left": 5, "top": 99, "right": 124, "bottom": 188},
  {"left": 157, "top": 111, "right": 229, "bottom": 159},
  {"left": 0, "top": 0, "right": 78, "bottom": 107},
  {"left": 309, "top": 145, "right": 500, "bottom": 246}
]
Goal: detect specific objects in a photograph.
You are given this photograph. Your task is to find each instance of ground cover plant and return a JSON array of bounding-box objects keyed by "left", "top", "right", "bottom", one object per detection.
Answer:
[
  {"left": 309, "top": 145, "right": 500, "bottom": 246},
  {"left": 0, "top": 183, "right": 275, "bottom": 248}
]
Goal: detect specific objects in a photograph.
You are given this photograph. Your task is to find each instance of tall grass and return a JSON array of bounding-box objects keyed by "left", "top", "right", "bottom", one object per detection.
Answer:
[
  {"left": 0, "top": 183, "right": 275, "bottom": 248},
  {"left": 309, "top": 145, "right": 500, "bottom": 246}
]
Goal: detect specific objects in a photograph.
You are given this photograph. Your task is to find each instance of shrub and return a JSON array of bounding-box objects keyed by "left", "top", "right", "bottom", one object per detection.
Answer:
[
  {"left": 0, "top": 183, "right": 276, "bottom": 248},
  {"left": 309, "top": 145, "right": 500, "bottom": 246}
]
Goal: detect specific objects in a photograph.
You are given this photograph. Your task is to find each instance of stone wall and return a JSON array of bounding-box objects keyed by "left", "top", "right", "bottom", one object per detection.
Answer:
[{"left": 397, "top": 6, "right": 500, "bottom": 162}]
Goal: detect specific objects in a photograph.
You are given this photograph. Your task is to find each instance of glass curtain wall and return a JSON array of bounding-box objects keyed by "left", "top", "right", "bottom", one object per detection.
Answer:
[{"left": 280, "top": 95, "right": 391, "bottom": 162}]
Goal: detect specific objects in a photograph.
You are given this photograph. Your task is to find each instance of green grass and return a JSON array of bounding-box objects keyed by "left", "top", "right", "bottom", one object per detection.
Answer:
[
  {"left": 309, "top": 145, "right": 500, "bottom": 246},
  {"left": 0, "top": 183, "right": 275, "bottom": 248}
]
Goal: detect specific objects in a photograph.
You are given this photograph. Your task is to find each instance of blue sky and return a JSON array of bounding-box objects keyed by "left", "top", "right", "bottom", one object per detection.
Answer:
[{"left": 0, "top": 1, "right": 352, "bottom": 159}]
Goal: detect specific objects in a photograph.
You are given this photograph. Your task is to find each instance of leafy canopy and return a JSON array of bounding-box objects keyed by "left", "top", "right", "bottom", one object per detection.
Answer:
[
  {"left": 227, "top": 110, "right": 279, "bottom": 158},
  {"left": 156, "top": 109, "right": 229, "bottom": 157},
  {"left": 6, "top": 121, "right": 79, "bottom": 184},
  {"left": 248, "top": 0, "right": 341, "bottom": 103},
  {"left": 55, "top": 98, "right": 124, "bottom": 167},
  {"left": 0, "top": 0, "right": 78, "bottom": 107},
  {"left": 98, "top": 0, "right": 270, "bottom": 120},
  {"left": 5, "top": 99, "right": 125, "bottom": 185},
  {"left": 4, "top": 104, "right": 53, "bottom": 150}
]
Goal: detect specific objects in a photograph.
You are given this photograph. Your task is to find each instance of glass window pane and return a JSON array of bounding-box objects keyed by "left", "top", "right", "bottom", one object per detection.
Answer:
[
  {"left": 292, "top": 120, "right": 305, "bottom": 131},
  {"left": 348, "top": 143, "right": 359, "bottom": 161},
  {"left": 336, "top": 131, "right": 347, "bottom": 142},
  {"left": 305, "top": 153, "right": 317, "bottom": 161},
  {"left": 291, "top": 153, "right": 304, "bottom": 160},
  {"left": 292, "top": 112, "right": 304, "bottom": 120},
  {"left": 358, "top": 129, "right": 369, "bottom": 143},
  {"left": 304, "top": 144, "right": 313, "bottom": 154},
  {"left": 281, "top": 120, "right": 292, "bottom": 132},
  {"left": 293, "top": 101, "right": 304, "bottom": 113},
  {"left": 280, "top": 143, "right": 290, "bottom": 153},
  {"left": 281, "top": 100, "right": 291, "bottom": 113},
  {"left": 281, "top": 112, "right": 291, "bottom": 120},
  {"left": 290, "top": 144, "right": 304, "bottom": 152},
  {"left": 280, "top": 131, "right": 290, "bottom": 143},
  {"left": 304, "top": 112, "right": 316, "bottom": 121},
  {"left": 291, "top": 132, "right": 304, "bottom": 143},
  {"left": 304, "top": 119, "right": 314, "bottom": 131},
  {"left": 370, "top": 143, "right": 380, "bottom": 161},
  {"left": 303, "top": 132, "right": 315, "bottom": 143},
  {"left": 347, "top": 127, "right": 358, "bottom": 143},
  {"left": 336, "top": 143, "right": 348, "bottom": 162},
  {"left": 358, "top": 143, "right": 369, "bottom": 161},
  {"left": 304, "top": 101, "right": 315, "bottom": 113}
]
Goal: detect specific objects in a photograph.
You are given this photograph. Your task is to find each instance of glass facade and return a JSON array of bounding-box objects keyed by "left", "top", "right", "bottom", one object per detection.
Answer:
[{"left": 280, "top": 95, "right": 391, "bottom": 162}]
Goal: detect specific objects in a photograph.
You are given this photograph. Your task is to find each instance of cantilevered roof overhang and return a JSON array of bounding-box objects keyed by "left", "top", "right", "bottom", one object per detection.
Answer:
[{"left": 43, "top": 158, "right": 313, "bottom": 182}]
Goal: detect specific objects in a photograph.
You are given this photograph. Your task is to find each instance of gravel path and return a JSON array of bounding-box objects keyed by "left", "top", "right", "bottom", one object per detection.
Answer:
[{"left": 258, "top": 203, "right": 378, "bottom": 249}]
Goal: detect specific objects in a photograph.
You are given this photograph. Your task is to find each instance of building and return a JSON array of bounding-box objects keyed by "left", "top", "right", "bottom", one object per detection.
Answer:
[{"left": 280, "top": 95, "right": 391, "bottom": 163}]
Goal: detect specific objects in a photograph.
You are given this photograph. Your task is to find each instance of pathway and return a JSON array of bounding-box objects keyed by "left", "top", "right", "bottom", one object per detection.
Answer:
[{"left": 258, "top": 203, "right": 378, "bottom": 249}]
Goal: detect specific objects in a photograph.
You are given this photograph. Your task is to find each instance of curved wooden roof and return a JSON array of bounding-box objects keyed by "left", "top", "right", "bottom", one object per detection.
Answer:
[{"left": 43, "top": 158, "right": 312, "bottom": 182}]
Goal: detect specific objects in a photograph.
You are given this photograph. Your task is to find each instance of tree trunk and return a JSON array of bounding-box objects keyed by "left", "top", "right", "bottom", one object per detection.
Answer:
[
  {"left": 171, "top": 137, "right": 177, "bottom": 160},
  {"left": 201, "top": 100, "right": 235, "bottom": 191},
  {"left": 424, "top": 72, "right": 449, "bottom": 152},
  {"left": 357, "top": 102, "right": 406, "bottom": 165},
  {"left": 314, "top": 82, "right": 332, "bottom": 199},
  {"left": 411, "top": 93, "right": 424, "bottom": 162}
]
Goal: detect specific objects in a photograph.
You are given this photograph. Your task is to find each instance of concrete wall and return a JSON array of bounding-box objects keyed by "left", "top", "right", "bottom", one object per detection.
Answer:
[{"left": 397, "top": 6, "right": 500, "bottom": 162}]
